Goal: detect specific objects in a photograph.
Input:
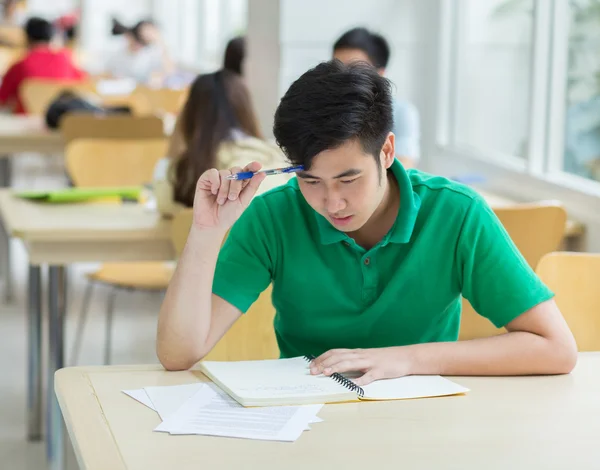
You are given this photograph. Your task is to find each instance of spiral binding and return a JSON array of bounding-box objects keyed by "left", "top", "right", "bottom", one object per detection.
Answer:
[{"left": 303, "top": 355, "right": 365, "bottom": 398}]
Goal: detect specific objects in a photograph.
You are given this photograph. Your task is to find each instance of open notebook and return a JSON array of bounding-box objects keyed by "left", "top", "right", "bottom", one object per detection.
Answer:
[{"left": 199, "top": 356, "right": 469, "bottom": 407}]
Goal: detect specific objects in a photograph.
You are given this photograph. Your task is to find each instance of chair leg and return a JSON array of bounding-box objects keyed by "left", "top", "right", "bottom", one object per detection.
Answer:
[
  {"left": 104, "top": 288, "right": 118, "bottom": 365},
  {"left": 70, "top": 281, "right": 95, "bottom": 366}
]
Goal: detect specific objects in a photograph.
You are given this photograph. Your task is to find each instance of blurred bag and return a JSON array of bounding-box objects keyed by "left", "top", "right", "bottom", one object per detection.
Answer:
[{"left": 45, "top": 90, "right": 131, "bottom": 129}]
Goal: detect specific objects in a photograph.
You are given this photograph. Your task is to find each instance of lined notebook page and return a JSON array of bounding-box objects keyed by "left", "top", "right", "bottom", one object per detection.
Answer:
[
  {"left": 361, "top": 375, "right": 470, "bottom": 400},
  {"left": 200, "top": 357, "right": 352, "bottom": 401}
]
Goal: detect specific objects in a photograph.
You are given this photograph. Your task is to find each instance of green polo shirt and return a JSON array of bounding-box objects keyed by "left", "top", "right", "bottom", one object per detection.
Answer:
[{"left": 212, "top": 159, "right": 554, "bottom": 358}]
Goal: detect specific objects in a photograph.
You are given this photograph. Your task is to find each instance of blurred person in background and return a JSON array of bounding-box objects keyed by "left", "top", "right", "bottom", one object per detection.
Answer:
[
  {"left": 153, "top": 69, "right": 287, "bottom": 217},
  {"left": 0, "top": 16, "right": 86, "bottom": 113},
  {"left": 106, "top": 17, "right": 173, "bottom": 86},
  {"left": 223, "top": 35, "right": 245, "bottom": 76},
  {"left": 333, "top": 27, "right": 420, "bottom": 168}
]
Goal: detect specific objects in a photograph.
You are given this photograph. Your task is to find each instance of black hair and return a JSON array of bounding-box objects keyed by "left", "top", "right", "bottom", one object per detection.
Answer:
[
  {"left": 25, "top": 17, "right": 54, "bottom": 44},
  {"left": 111, "top": 17, "right": 154, "bottom": 46},
  {"left": 223, "top": 36, "right": 245, "bottom": 75},
  {"left": 65, "top": 25, "right": 76, "bottom": 41},
  {"left": 333, "top": 27, "right": 390, "bottom": 69},
  {"left": 273, "top": 60, "right": 393, "bottom": 172}
]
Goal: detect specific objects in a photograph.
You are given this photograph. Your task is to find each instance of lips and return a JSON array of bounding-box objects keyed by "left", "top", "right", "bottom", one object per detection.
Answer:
[{"left": 329, "top": 215, "right": 354, "bottom": 226}]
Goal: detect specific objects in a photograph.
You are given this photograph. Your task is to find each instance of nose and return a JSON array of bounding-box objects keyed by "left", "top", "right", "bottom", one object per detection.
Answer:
[{"left": 325, "top": 188, "right": 346, "bottom": 214}]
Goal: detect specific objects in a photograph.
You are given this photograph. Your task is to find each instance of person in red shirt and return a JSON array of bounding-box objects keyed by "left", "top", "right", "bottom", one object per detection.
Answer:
[{"left": 0, "top": 17, "right": 86, "bottom": 114}]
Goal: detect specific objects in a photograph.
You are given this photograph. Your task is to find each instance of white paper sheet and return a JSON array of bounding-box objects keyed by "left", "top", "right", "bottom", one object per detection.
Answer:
[
  {"left": 123, "top": 389, "right": 156, "bottom": 411},
  {"left": 144, "top": 383, "right": 204, "bottom": 419},
  {"left": 155, "top": 384, "right": 323, "bottom": 442}
]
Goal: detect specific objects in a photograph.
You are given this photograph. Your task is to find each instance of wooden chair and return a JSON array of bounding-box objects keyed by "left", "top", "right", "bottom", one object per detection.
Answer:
[
  {"left": 20, "top": 78, "right": 96, "bottom": 115},
  {"left": 132, "top": 86, "right": 188, "bottom": 115},
  {"left": 65, "top": 138, "right": 167, "bottom": 187},
  {"left": 170, "top": 210, "right": 280, "bottom": 361},
  {"left": 0, "top": 25, "right": 25, "bottom": 47},
  {"left": 0, "top": 45, "right": 24, "bottom": 73},
  {"left": 61, "top": 114, "right": 165, "bottom": 146},
  {"left": 459, "top": 202, "right": 568, "bottom": 341},
  {"left": 67, "top": 138, "right": 170, "bottom": 365},
  {"left": 536, "top": 252, "right": 600, "bottom": 351}
]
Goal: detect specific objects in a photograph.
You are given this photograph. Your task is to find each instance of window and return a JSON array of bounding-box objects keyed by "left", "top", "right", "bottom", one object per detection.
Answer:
[
  {"left": 442, "top": 0, "right": 600, "bottom": 192},
  {"left": 453, "top": 0, "right": 535, "bottom": 159},
  {"left": 562, "top": 0, "right": 600, "bottom": 183}
]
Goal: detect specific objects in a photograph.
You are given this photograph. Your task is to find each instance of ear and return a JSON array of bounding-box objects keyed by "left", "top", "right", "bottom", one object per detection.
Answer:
[
  {"left": 377, "top": 67, "right": 386, "bottom": 76},
  {"left": 380, "top": 132, "right": 395, "bottom": 170}
]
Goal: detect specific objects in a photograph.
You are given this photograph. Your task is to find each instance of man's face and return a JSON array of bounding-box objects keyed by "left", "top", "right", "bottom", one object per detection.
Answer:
[
  {"left": 297, "top": 136, "right": 395, "bottom": 233},
  {"left": 333, "top": 48, "right": 385, "bottom": 75}
]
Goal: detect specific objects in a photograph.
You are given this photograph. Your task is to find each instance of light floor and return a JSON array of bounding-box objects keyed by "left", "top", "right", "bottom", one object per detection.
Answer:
[{"left": 0, "top": 155, "right": 163, "bottom": 469}]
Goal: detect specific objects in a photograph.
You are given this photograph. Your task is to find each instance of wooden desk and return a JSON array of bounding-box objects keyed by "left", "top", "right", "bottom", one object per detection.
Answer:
[
  {"left": 0, "top": 114, "right": 64, "bottom": 157},
  {"left": 478, "top": 189, "right": 585, "bottom": 239},
  {"left": 55, "top": 353, "right": 600, "bottom": 470},
  {"left": 0, "top": 190, "right": 174, "bottom": 465}
]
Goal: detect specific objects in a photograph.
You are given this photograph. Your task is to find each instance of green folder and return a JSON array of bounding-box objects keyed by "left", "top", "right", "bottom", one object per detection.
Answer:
[{"left": 15, "top": 186, "right": 143, "bottom": 203}]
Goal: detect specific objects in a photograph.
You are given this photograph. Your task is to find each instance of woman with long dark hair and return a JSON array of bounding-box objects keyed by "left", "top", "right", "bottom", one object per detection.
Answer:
[{"left": 153, "top": 69, "right": 287, "bottom": 216}]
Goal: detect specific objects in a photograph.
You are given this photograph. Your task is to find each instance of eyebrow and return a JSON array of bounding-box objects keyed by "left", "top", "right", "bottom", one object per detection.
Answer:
[{"left": 297, "top": 169, "right": 363, "bottom": 180}]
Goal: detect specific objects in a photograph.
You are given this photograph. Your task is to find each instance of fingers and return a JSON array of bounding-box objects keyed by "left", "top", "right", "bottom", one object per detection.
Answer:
[
  {"left": 207, "top": 169, "right": 220, "bottom": 195},
  {"left": 227, "top": 166, "right": 244, "bottom": 202},
  {"left": 244, "top": 161, "right": 263, "bottom": 173},
  {"left": 216, "top": 169, "right": 232, "bottom": 205},
  {"left": 353, "top": 371, "right": 381, "bottom": 387},
  {"left": 239, "top": 172, "right": 266, "bottom": 206},
  {"left": 198, "top": 162, "right": 264, "bottom": 205},
  {"left": 309, "top": 349, "right": 357, "bottom": 375}
]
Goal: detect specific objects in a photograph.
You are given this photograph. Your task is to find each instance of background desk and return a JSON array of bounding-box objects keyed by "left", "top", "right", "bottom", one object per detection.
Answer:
[
  {"left": 0, "top": 190, "right": 175, "bottom": 468},
  {"left": 56, "top": 353, "right": 600, "bottom": 470}
]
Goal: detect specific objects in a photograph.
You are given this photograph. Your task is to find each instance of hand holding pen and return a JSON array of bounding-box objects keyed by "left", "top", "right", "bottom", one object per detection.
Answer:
[{"left": 192, "top": 162, "right": 303, "bottom": 231}]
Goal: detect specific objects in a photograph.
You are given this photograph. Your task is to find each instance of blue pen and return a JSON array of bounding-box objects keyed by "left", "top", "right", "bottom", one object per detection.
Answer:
[{"left": 226, "top": 165, "right": 304, "bottom": 180}]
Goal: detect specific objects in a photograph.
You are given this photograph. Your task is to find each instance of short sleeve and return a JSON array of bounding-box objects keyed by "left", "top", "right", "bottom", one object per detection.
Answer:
[
  {"left": 392, "top": 100, "right": 420, "bottom": 160},
  {"left": 0, "top": 63, "right": 21, "bottom": 105},
  {"left": 457, "top": 197, "right": 554, "bottom": 328},
  {"left": 212, "top": 197, "right": 275, "bottom": 313}
]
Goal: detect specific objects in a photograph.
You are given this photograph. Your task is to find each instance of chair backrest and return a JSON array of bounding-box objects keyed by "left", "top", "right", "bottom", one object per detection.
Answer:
[
  {"left": 0, "top": 46, "right": 24, "bottom": 73},
  {"left": 20, "top": 78, "right": 96, "bottom": 115},
  {"left": 536, "top": 252, "right": 600, "bottom": 351},
  {"left": 133, "top": 86, "right": 188, "bottom": 115},
  {"left": 459, "top": 202, "right": 568, "bottom": 341},
  {"left": 61, "top": 114, "right": 165, "bottom": 145},
  {"left": 0, "top": 25, "right": 26, "bottom": 47},
  {"left": 170, "top": 209, "right": 280, "bottom": 361},
  {"left": 65, "top": 138, "right": 168, "bottom": 187},
  {"left": 494, "top": 202, "right": 567, "bottom": 269}
]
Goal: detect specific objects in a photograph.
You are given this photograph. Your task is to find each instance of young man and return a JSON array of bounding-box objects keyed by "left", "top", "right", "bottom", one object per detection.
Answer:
[
  {"left": 333, "top": 27, "right": 420, "bottom": 168},
  {"left": 157, "top": 61, "right": 577, "bottom": 385},
  {"left": 0, "top": 17, "right": 86, "bottom": 114}
]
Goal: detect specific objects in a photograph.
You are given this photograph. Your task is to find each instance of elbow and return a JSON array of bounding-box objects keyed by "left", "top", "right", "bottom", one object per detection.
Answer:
[
  {"left": 548, "top": 337, "right": 578, "bottom": 375},
  {"left": 156, "top": 342, "right": 204, "bottom": 372}
]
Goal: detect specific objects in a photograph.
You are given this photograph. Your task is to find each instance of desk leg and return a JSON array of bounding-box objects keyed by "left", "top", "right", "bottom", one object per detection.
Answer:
[
  {"left": 0, "top": 156, "right": 11, "bottom": 187},
  {"left": 0, "top": 156, "right": 14, "bottom": 303},
  {"left": 27, "top": 265, "right": 42, "bottom": 441},
  {"left": 0, "top": 219, "right": 12, "bottom": 303},
  {"left": 47, "top": 265, "right": 66, "bottom": 470}
]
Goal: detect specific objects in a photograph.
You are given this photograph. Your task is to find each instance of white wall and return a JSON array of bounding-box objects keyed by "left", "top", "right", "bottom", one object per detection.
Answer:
[
  {"left": 246, "top": 0, "right": 440, "bottom": 145},
  {"left": 26, "top": 0, "right": 78, "bottom": 18}
]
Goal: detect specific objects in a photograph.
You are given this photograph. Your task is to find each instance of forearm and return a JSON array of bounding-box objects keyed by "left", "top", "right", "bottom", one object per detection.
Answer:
[
  {"left": 157, "top": 226, "right": 226, "bottom": 369},
  {"left": 405, "top": 331, "right": 577, "bottom": 376}
]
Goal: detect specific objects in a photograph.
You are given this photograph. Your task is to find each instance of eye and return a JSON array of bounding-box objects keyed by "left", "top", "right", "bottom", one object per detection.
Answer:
[
  {"left": 303, "top": 180, "right": 320, "bottom": 185},
  {"left": 341, "top": 178, "right": 358, "bottom": 184}
]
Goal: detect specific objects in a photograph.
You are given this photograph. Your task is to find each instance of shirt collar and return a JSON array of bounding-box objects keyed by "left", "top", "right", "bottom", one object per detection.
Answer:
[{"left": 313, "top": 158, "right": 421, "bottom": 245}]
